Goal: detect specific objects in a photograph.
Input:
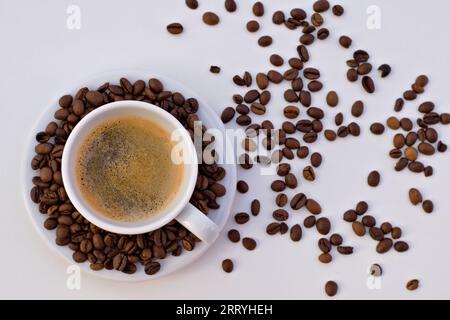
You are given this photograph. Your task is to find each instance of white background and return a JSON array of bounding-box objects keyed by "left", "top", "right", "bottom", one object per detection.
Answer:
[{"left": 1, "top": 0, "right": 450, "bottom": 299}]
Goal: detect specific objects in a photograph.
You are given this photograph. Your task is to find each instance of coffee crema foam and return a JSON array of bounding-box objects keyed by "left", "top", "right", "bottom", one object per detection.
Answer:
[{"left": 76, "top": 116, "right": 183, "bottom": 222}]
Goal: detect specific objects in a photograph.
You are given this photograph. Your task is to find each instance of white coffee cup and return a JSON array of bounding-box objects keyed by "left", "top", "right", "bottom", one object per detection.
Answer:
[{"left": 61, "top": 101, "right": 219, "bottom": 244}]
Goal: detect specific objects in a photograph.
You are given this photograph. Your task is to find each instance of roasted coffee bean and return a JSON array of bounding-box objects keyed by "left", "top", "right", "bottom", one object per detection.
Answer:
[
  {"left": 300, "top": 34, "right": 315, "bottom": 45},
  {"left": 284, "top": 69, "right": 299, "bottom": 81},
  {"left": 316, "top": 217, "right": 330, "bottom": 235},
  {"left": 279, "top": 223, "right": 289, "bottom": 235},
  {"left": 221, "top": 107, "right": 235, "bottom": 123},
  {"left": 275, "top": 193, "right": 288, "bottom": 208},
  {"left": 324, "top": 129, "right": 337, "bottom": 141},
  {"left": 144, "top": 261, "right": 160, "bottom": 275},
  {"left": 282, "top": 121, "right": 296, "bottom": 134},
  {"left": 422, "top": 200, "right": 433, "bottom": 213},
  {"left": 299, "top": 90, "right": 311, "bottom": 107},
  {"left": 224, "top": 0, "right": 237, "bottom": 12},
  {"left": 389, "top": 149, "right": 402, "bottom": 158},
  {"left": 325, "top": 280, "right": 338, "bottom": 297},
  {"left": 376, "top": 238, "right": 393, "bottom": 254},
  {"left": 236, "top": 103, "right": 250, "bottom": 114},
  {"left": 242, "top": 237, "right": 257, "bottom": 250},
  {"left": 303, "top": 68, "right": 320, "bottom": 80},
  {"left": 393, "top": 133, "right": 405, "bottom": 148},
  {"left": 277, "top": 163, "right": 291, "bottom": 176},
  {"left": 288, "top": 58, "right": 303, "bottom": 70},
  {"left": 355, "top": 201, "right": 369, "bottom": 216},
  {"left": 324, "top": 91, "right": 339, "bottom": 108},
  {"left": 394, "top": 98, "right": 404, "bottom": 112},
  {"left": 308, "top": 80, "right": 323, "bottom": 92},
  {"left": 424, "top": 166, "right": 433, "bottom": 177},
  {"left": 267, "top": 70, "right": 283, "bottom": 84},
  {"left": 362, "top": 76, "right": 375, "bottom": 93},
  {"left": 203, "top": 12, "right": 220, "bottom": 25},
  {"left": 378, "top": 64, "right": 391, "bottom": 78},
  {"left": 328, "top": 234, "right": 343, "bottom": 246},
  {"left": 391, "top": 227, "right": 402, "bottom": 239},
  {"left": 328, "top": 116, "right": 343, "bottom": 131},
  {"left": 403, "top": 90, "right": 417, "bottom": 101},
  {"left": 406, "top": 279, "right": 419, "bottom": 291},
  {"left": 296, "top": 147, "right": 309, "bottom": 160},
  {"left": 425, "top": 128, "right": 438, "bottom": 143},
  {"left": 271, "top": 180, "right": 286, "bottom": 192},
  {"left": 250, "top": 199, "right": 260, "bottom": 216},
  {"left": 185, "top": 0, "right": 198, "bottom": 9},
  {"left": 351, "top": 100, "right": 364, "bottom": 117},
  {"left": 367, "top": 170, "right": 380, "bottom": 187},
  {"left": 291, "top": 78, "right": 304, "bottom": 91},
  {"left": 437, "top": 141, "right": 447, "bottom": 152},
  {"left": 272, "top": 209, "right": 289, "bottom": 221},
  {"left": 343, "top": 210, "right": 357, "bottom": 222},
  {"left": 418, "top": 101, "right": 434, "bottom": 114},
  {"left": 358, "top": 63, "right": 372, "bottom": 75},
  {"left": 283, "top": 172, "right": 297, "bottom": 188},
  {"left": 290, "top": 224, "right": 302, "bottom": 242},
  {"left": 418, "top": 142, "right": 435, "bottom": 155},
  {"left": 400, "top": 117, "right": 413, "bottom": 131},
  {"left": 252, "top": 1, "right": 264, "bottom": 16},
  {"left": 167, "top": 23, "right": 183, "bottom": 34},
  {"left": 270, "top": 54, "right": 284, "bottom": 67},
  {"left": 255, "top": 73, "right": 269, "bottom": 90},
  {"left": 370, "top": 123, "right": 385, "bottom": 135},
  {"left": 336, "top": 126, "right": 349, "bottom": 138},
  {"left": 386, "top": 116, "right": 400, "bottom": 129},
  {"left": 362, "top": 215, "right": 376, "bottom": 228},
  {"left": 354, "top": 49, "right": 370, "bottom": 63},
  {"left": 246, "top": 20, "right": 259, "bottom": 33},
  {"left": 235, "top": 212, "right": 250, "bottom": 224},
  {"left": 311, "top": 13, "right": 324, "bottom": 27},
  {"left": 237, "top": 180, "right": 249, "bottom": 193},
  {"left": 409, "top": 188, "right": 423, "bottom": 205},
  {"left": 222, "top": 259, "right": 234, "bottom": 273},
  {"left": 228, "top": 229, "right": 240, "bottom": 243},
  {"left": 303, "top": 166, "right": 316, "bottom": 181},
  {"left": 289, "top": 193, "right": 306, "bottom": 210},
  {"left": 339, "top": 35, "right": 352, "bottom": 48},
  {"left": 380, "top": 222, "right": 392, "bottom": 234},
  {"left": 352, "top": 221, "right": 366, "bottom": 237},
  {"left": 283, "top": 105, "right": 300, "bottom": 119},
  {"left": 258, "top": 35, "right": 273, "bottom": 47},
  {"left": 236, "top": 115, "right": 252, "bottom": 126},
  {"left": 440, "top": 113, "right": 450, "bottom": 124},
  {"left": 318, "top": 238, "right": 332, "bottom": 253},
  {"left": 405, "top": 132, "right": 417, "bottom": 146},
  {"left": 314, "top": 0, "right": 330, "bottom": 12},
  {"left": 306, "top": 199, "right": 322, "bottom": 215},
  {"left": 369, "top": 227, "right": 384, "bottom": 241},
  {"left": 310, "top": 152, "right": 322, "bottom": 168},
  {"left": 394, "top": 241, "right": 409, "bottom": 252},
  {"left": 332, "top": 4, "right": 344, "bottom": 16},
  {"left": 285, "top": 137, "right": 301, "bottom": 149},
  {"left": 210, "top": 66, "right": 221, "bottom": 74},
  {"left": 304, "top": 216, "right": 316, "bottom": 228},
  {"left": 272, "top": 10, "right": 285, "bottom": 24},
  {"left": 319, "top": 253, "right": 332, "bottom": 264},
  {"left": 337, "top": 246, "right": 354, "bottom": 255},
  {"left": 307, "top": 107, "right": 324, "bottom": 119},
  {"left": 408, "top": 161, "right": 424, "bottom": 173},
  {"left": 347, "top": 69, "right": 358, "bottom": 82},
  {"left": 266, "top": 222, "right": 281, "bottom": 235},
  {"left": 320, "top": 22, "right": 332, "bottom": 36},
  {"left": 282, "top": 147, "right": 294, "bottom": 160}
]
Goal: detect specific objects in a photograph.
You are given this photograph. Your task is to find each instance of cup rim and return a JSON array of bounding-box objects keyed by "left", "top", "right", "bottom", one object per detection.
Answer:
[{"left": 61, "top": 100, "right": 198, "bottom": 234}]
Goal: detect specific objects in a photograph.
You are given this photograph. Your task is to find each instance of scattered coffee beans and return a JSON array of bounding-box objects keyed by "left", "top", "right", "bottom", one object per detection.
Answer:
[{"left": 325, "top": 280, "right": 338, "bottom": 297}]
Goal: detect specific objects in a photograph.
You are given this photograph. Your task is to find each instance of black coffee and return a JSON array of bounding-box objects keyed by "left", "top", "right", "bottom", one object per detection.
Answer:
[{"left": 76, "top": 116, "right": 183, "bottom": 222}]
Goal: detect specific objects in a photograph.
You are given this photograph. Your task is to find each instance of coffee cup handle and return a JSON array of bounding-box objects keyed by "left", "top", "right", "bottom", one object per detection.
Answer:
[{"left": 175, "top": 203, "right": 220, "bottom": 244}]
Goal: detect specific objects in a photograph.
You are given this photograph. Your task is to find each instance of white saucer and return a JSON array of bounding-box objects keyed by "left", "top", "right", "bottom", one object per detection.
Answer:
[{"left": 22, "top": 70, "right": 236, "bottom": 282}]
